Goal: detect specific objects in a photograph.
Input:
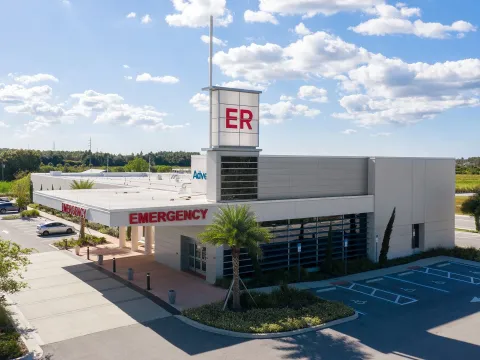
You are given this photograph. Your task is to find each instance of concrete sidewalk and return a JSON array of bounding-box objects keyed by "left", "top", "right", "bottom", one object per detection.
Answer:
[{"left": 10, "top": 251, "right": 171, "bottom": 345}]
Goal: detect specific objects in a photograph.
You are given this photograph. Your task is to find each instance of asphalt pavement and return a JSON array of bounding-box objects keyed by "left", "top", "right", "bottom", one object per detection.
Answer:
[{"left": 0, "top": 214, "right": 76, "bottom": 252}]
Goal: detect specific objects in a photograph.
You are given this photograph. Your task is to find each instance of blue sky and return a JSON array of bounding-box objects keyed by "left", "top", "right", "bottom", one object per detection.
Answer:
[{"left": 0, "top": 0, "right": 479, "bottom": 158}]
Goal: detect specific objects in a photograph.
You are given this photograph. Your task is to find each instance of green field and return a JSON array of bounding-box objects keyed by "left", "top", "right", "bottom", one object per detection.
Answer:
[
  {"left": 456, "top": 174, "right": 480, "bottom": 193},
  {"left": 0, "top": 181, "right": 12, "bottom": 194}
]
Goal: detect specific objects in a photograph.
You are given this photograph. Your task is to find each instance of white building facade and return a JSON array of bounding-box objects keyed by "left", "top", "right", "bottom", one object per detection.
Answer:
[{"left": 32, "top": 87, "right": 455, "bottom": 284}]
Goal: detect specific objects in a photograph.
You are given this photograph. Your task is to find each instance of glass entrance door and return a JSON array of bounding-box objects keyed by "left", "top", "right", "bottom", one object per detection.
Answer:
[{"left": 188, "top": 240, "right": 206, "bottom": 275}]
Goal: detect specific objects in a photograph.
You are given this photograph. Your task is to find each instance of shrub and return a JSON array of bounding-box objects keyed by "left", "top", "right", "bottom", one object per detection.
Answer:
[
  {"left": 20, "top": 209, "right": 39, "bottom": 218},
  {"left": 1, "top": 215, "right": 21, "bottom": 220},
  {"left": 183, "top": 287, "right": 355, "bottom": 333},
  {"left": 53, "top": 234, "right": 108, "bottom": 249},
  {"left": 0, "top": 330, "right": 24, "bottom": 359},
  {"left": 28, "top": 203, "right": 39, "bottom": 209}
]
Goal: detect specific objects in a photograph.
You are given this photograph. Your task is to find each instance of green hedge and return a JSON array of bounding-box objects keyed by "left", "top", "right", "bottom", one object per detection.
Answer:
[
  {"left": 20, "top": 209, "right": 39, "bottom": 218},
  {"left": 183, "top": 287, "right": 355, "bottom": 333}
]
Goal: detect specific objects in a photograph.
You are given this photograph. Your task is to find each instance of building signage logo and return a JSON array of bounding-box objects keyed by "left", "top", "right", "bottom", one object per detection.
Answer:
[
  {"left": 192, "top": 170, "right": 207, "bottom": 180},
  {"left": 210, "top": 88, "right": 260, "bottom": 148},
  {"left": 129, "top": 209, "right": 209, "bottom": 225},
  {"left": 62, "top": 203, "right": 87, "bottom": 218}
]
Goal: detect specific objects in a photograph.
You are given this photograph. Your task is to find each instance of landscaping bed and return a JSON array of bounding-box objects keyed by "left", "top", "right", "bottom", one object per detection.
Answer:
[
  {"left": 2, "top": 209, "right": 40, "bottom": 221},
  {"left": 52, "top": 234, "right": 109, "bottom": 249},
  {"left": 183, "top": 287, "right": 355, "bottom": 334},
  {"left": 0, "top": 305, "right": 26, "bottom": 360}
]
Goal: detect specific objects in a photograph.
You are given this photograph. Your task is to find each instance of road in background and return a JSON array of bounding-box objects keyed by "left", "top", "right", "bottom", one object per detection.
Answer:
[
  {"left": 455, "top": 215, "right": 476, "bottom": 231},
  {"left": 456, "top": 231, "right": 480, "bottom": 249}
]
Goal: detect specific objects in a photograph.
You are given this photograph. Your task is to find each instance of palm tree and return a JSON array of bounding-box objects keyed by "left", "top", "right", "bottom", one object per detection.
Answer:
[
  {"left": 461, "top": 191, "right": 480, "bottom": 231},
  {"left": 70, "top": 180, "right": 95, "bottom": 240},
  {"left": 198, "top": 205, "right": 272, "bottom": 310}
]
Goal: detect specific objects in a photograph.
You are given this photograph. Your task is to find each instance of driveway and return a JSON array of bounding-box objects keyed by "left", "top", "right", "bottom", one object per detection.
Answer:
[
  {"left": 10, "top": 251, "right": 171, "bottom": 345},
  {"left": 456, "top": 230, "right": 480, "bottom": 249},
  {"left": 455, "top": 215, "right": 476, "bottom": 231}
]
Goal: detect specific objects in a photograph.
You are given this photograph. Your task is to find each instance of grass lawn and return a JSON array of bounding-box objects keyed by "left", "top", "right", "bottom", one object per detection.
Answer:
[
  {"left": 456, "top": 174, "right": 480, "bottom": 193},
  {"left": 183, "top": 287, "right": 355, "bottom": 334},
  {"left": 0, "top": 182, "right": 12, "bottom": 195}
]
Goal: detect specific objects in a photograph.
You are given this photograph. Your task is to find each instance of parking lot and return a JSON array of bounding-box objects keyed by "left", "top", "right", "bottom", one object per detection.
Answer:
[
  {"left": 313, "top": 260, "right": 480, "bottom": 359},
  {"left": 0, "top": 214, "right": 77, "bottom": 252}
]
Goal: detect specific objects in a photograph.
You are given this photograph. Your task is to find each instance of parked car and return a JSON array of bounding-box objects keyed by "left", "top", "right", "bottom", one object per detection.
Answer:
[
  {"left": 0, "top": 202, "right": 20, "bottom": 214},
  {"left": 0, "top": 197, "right": 10, "bottom": 202},
  {"left": 37, "top": 221, "right": 75, "bottom": 236}
]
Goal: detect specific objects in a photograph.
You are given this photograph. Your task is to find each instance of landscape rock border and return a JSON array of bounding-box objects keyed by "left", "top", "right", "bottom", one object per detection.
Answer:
[{"left": 174, "top": 312, "right": 358, "bottom": 339}]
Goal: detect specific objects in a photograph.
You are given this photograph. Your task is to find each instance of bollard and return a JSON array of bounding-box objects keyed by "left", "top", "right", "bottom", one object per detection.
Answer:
[
  {"left": 127, "top": 268, "right": 134, "bottom": 281},
  {"left": 87, "top": 246, "right": 90, "bottom": 260},
  {"left": 64, "top": 239, "right": 68, "bottom": 250},
  {"left": 113, "top": 257, "right": 116, "bottom": 273},
  {"left": 97, "top": 254, "right": 103, "bottom": 266},
  {"left": 146, "top": 272, "right": 151, "bottom": 290},
  {"left": 168, "top": 290, "right": 176, "bottom": 305}
]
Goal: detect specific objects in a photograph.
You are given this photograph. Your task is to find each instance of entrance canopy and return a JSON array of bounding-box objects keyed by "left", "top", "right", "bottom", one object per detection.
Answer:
[{"left": 34, "top": 187, "right": 374, "bottom": 228}]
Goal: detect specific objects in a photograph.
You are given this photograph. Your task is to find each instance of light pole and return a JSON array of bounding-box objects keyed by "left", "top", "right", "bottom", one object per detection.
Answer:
[
  {"left": 375, "top": 235, "right": 379, "bottom": 263},
  {"left": 297, "top": 242, "right": 302, "bottom": 282},
  {"left": 1, "top": 163, "right": 4, "bottom": 181}
]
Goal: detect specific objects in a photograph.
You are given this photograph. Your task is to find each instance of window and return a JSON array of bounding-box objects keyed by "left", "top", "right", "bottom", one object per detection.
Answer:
[
  {"left": 412, "top": 224, "right": 420, "bottom": 249},
  {"left": 220, "top": 156, "right": 258, "bottom": 201}
]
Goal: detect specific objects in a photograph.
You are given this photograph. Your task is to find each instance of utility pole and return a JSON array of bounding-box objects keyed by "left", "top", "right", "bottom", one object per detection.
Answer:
[
  {"left": 1, "top": 163, "right": 4, "bottom": 181},
  {"left": 106, "top": 156, "right": 109, "bottom": 173},
  {"left": 148, "top": 154, "right": 151, "bottom": 173}
]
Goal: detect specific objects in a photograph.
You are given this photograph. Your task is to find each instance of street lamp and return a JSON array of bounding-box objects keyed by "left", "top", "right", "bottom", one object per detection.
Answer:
[{"left": 297, "top": 242, "right": 302, "bottom": 282}]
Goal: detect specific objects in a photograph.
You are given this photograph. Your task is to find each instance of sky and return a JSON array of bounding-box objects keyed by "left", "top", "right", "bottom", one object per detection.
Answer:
[{"left": 0, "top": 0, "right": 479, "bottom": 158}]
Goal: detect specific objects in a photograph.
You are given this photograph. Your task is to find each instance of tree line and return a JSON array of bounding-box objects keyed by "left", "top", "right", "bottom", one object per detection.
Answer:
[
  {"left": 0, "top": 148, "right": 199, "bottom": 181},
  {"left": 456, "top": 157, "right": 480, "bottom": 175}
]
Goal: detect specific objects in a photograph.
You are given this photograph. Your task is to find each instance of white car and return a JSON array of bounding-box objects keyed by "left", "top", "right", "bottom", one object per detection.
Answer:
[{"left": 37, "top": 221, "right": 75, "bottom": 236}]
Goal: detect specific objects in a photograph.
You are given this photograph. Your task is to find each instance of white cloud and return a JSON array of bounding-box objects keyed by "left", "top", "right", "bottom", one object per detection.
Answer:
[
  {"left": 136, "top": 73, "right": 179, "bottom": 84},
  {"left": 124, "top": 76, "right": 133, "bottom": 80},
  {"left": 342, "top": 129, "right": 357, "bottom": 134},
  {"left": 280, "top": 95, "right": 294, "bottom": 101},
  {"left": 294, "top": 23, "right": 312, "bottom": 36},
  {"left": 141, "top": 14, "right": 152, "bottom": 24},
  {"left": 220, "top": 80, "right": 267, "bottom": 91},
  {"left": 61, "top": 0, "right": 71, "bottom": 6},
  {"left": 258, "top": 0, "right": 384, "bottom": 17},
  {"left": 189, "top": 93, "right": 209, "bottom": 111},
  {"left": 13, "top": 73, "right": 59, "bottom": 85},
  {"left": 370, "top": 132, "right": 391, "bottom": 137},
  {"left": 0, "top": 121, "right": 9, "bottom": 128},
  {"left": 0, "top": 84, "right": 52, "bottom": 104},
  {"left": 200, "top": 35, "right": 227, "bottom": 46},
  {"left": 260, "top": 101, "right": 320, "bottom": 124},
  {"left": 126, "top": 12, "right": 136, "bottom": 19},
  {"left": 165, "top": 0, "right": 233, "bottom": 28},
  {"left": 213, "top": 32, "right": 370, "bottom": 82},
  {"left": 244, "top": 10, "right": 278, "bottom": 25},
  {"left": 298, "top": 85, "right": 328, "bottom": 103},
  {"left": 70, "top": 90, "right": 186, "bottom": 130},
  {"left": 350, "top": 4, "right": 477, "bottom": 39},
  {"left": 123, "top": 64, "right": 130, "bottom": 69}
]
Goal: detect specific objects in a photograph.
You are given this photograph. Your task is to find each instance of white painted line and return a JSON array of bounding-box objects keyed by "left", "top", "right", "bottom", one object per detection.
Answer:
[
  {"left": 384, "top": 275, "right": 450, "bottom": 293},
  {"left": 316, "top": 287, "right": 336, "bottom": 293},
  {"left": 366, "top": 278, "right": 384, "bottom": 283},
  {"left": 351, "top": 300, "right": 367, "bottom": 305},
  {"left": 448, "top": 261, "right": 480, "bottom": 270},
  {"left": 412, "top": 268, "right": 480, "bottom": 285},
  {"left": 471, "top": 297, "right": 480, "bottom": 303},
  {"left": 436, "top": 263, "right": 450, "bottom": 268},
  {"left": 336, "top": 283, "right": 417, "bottom": 306},
  {"left": 398, "top": 271, "right": 414, "bottom": 277},
  {"left": 354, "top": 310, "right": 367, "bottom": 315},
  {"left": 1, "top": 230, "right": 8, "bottom": 234}
]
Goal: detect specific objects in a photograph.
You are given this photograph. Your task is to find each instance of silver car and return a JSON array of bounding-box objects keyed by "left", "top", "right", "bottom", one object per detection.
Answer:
[
  {"left": 37, "top": 221, "right": 75, "bottom": 236},
  {"left": 0, "top": 202, "right": 20, "bottom": 214}
]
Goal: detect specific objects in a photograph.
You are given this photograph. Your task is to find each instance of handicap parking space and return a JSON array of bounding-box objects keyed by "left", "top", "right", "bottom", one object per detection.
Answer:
[
  {"left": 425, "top": 261, "right": 480, "bottom": 279},
  {"left": 407, "top": 264, "right": 480, "bottom": 286}
]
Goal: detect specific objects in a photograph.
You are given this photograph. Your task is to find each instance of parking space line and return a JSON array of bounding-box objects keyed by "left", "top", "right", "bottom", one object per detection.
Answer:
[
  {"left": 436, "top": 263, "right": 450, "bottom": 268},
  {"left": 384, "top": 275, "right": 450, "bottom": 293},
  {"left": 316, "top": 287, "right": 336, "bottom": 293},
  {"left": 365, "top": 278, "right": 383, "bottom": 283},
  {"left": 410, "top": 266, "right": 480, "bottom": 285},
  {"left": 398, "top": 271, "right": 414, "bottom": 277},
  {"left": 448, "top": 261, "right": 480, "bottom": 269},
  {"left": 335, "top": 282, "right": 417, "bottom": 305}
]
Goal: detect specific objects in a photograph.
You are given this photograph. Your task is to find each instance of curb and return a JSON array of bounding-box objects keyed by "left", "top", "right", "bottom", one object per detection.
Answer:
[
  {"left": 174, "top": 312, "right": 358, "bottom": 339},
  {"left": 4, "top": 295, "right": 44, "bottom": 360}
]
